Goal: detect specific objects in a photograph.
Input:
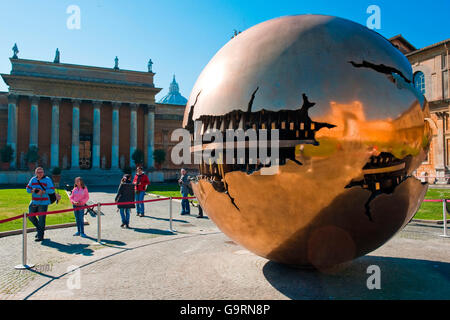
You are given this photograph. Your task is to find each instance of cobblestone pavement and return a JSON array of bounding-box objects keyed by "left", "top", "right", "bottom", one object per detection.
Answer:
[
  {"left": 0, "top": 188, "right": 449, "bottom": 300},
  {"left": 0, "top": 187, "right": 217, "bottom": 299}
]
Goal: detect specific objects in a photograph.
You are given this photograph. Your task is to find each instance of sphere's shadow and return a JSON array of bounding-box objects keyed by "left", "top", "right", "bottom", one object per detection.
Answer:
[{"left": 262, "top": 255, "right": 450, "bottom": 299}]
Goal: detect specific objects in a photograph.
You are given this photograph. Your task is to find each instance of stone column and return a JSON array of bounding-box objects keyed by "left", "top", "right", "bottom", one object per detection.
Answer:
[
  {"left": 435, "top": 112, "right": 447, "bottom": 184},
  {"left": 111, "top": 102, "right": 120, "bottom": 169},
  {"left": 29, "top": 96, "right": 39, "bottom": 147},
  {"left": 92, "top": 100, "right": 102, "bottom": 169},
  {"left": 71, "top": 99, "right": 81, "bottom": 169},
  {"left": 130, "top": 103, "right": 138, "bottom": 167},
  {"left": 6, "top": 94, "right": 18, "bottom": 168},
  {"left": 50, "top": 98, "right": 61, "bottom": 168},
  {"left": 147, "top": 105, "right": 155, "bottom": 168}
]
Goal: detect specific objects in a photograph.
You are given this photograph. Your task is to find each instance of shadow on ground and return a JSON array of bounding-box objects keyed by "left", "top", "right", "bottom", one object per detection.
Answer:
[
  {"left": 40, "top": 239, "right": 94, "bottom": 256},
  {"left": 131, "top": 227, "right": 174, "bottom": 235},
  {"left": 83, "top": 235, "right": 127, "bottom": 247},
  {"left": 140, "top": 215, "right": 189, "bottom": 223},
  {"left": 262, "top": 255, "right": 450, "bottom": 299}
]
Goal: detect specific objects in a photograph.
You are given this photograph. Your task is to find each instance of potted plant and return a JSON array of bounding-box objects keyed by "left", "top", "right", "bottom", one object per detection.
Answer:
[
  {"left": 0, "top": 144, "right": 14, "bottom": 170},
  {"left": 51, "top": 167, "right": 62, "bottom": 187},
  {"left": 131, "top": 149, "right": 145, "bottom": 168},
  {"left": 25, "top": 146, "right": 40, "bottom": 171},
  {"left": 153, "top": 149, "right": 166, "bottom": 170}
]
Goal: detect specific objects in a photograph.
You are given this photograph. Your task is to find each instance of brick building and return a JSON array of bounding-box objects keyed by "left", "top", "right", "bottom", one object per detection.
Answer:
[
  {"left": 0, "top": 47, "right": 192, "bottom": 182},
  {"left": 390, "top": 36, "right": 450, "bottom": 183}
]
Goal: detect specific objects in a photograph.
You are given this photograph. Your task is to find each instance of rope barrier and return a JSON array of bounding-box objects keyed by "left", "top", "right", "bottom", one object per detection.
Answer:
[
  {"left": 5, "top": 190, "right": 448, "bottom": 270},
  {"left": 0, "top": 196, "right": 196, "bottom": 224},
  {"left": 1, "top": 196, "right": 449, "bottom": 225}
]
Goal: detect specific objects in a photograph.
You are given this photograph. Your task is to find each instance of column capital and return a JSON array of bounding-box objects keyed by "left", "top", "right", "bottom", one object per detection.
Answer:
[
  {"left": 7, "top": 94, "right": 17, "bottom": 104},
  {"left": 72, "top": 99, "right": 81, "bottom": 108},
  {"left": 30, "top": 95, "right": 40, "bottom": 105},
  {"left": 92, "top": 100, "right": 102, "bottom": 109},
  {"left": 146, "top": 104, "right": 156, "bottom": 112},
  {"left": 112, "top": 101, "right": 121, "bottom": 109},
  {"left": 130, "top": 103, "right": 138, "bottom": 111},
  {"left": 51, "top": 97, "right": 61, "bottom": 106}
]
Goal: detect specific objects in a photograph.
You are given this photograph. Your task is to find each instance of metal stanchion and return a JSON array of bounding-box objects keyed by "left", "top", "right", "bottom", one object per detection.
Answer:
[
  {"left": 94, "top": 203, "right": 105, "bottom": 244},
  {"left": 440, "top": 199, "right": 450, "bottom": 238},
  {"left": 15, "top": 212, "right": 35, "bottom": 270},
  {"left": 168, "top": 196, "right": 176, "bottom": 233}
]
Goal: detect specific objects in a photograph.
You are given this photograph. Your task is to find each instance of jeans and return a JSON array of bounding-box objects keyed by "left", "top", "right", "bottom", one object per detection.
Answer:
[
  {"left": 28, "top": 204, "right": 48, "bottom": 239},
  {"left": 135, "top": 191, "right": 145, "bottom": 214},
  {"left": 181, "top": 192, "right": 190, "bottom": 214},
  {"left": 73, "top": 205, "right": 85, "bottom": 234},
  {"left": 120, "top": 208, "right": 130, "bottom": 225}
]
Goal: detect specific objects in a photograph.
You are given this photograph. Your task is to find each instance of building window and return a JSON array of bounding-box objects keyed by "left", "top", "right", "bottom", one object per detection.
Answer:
[
  {"left": 414, "top": 71, "right": 426, "bottom": 95},
  {"left": 442, "top": 54, "right": 447, "bottom": 70},
  {"left": 443, "top": 70, "right": 449, "bottom": 99}
]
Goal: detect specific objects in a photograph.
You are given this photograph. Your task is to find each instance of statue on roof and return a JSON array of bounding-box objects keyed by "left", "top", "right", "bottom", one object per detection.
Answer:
[
  {"left": 12, "top": 43, "right": 19, "bottom": 59},
  {"left": 114, "top": 56, "right": 119, "bottom": 70},
  {"left": 148, "top": 59, "right": 153, "bottom": 72},
  {"left": 54, "top": 48, "right": 60, "bottom": 63}
]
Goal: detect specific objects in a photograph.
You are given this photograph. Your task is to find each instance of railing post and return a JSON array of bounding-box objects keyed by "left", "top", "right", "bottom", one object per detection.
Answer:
[
  {"left": 441, "top": 199, "right": 450, "bottom": 238},
  {"left": 95, "top": 203, "right": 104, "bottom": 244},
  {"left": 168, "top": 196, "right": 176, "bottom": 233},
  {"left": 15, "top": 212, "right": 35, "bottom": 270}
]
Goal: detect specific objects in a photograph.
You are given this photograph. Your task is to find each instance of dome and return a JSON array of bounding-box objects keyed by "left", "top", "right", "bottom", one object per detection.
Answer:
[{"left": 158, "top": 75, "right": 188, "bottom": 105}]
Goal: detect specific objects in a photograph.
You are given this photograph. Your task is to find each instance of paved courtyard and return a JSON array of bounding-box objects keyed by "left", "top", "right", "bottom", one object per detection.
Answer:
[{"left": 0, "top": 187, "right": 449, "bottom": 300}]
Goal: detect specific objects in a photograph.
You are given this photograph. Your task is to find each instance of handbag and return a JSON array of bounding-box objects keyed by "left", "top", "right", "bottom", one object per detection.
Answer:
[{"left": 37, "top": 178, "right": 60, "bottom": 204}]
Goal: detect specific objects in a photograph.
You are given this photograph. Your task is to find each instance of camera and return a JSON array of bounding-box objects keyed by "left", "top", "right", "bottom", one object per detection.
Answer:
[{"left": 33, "top": 189, "right": 40, "bottom": 194}]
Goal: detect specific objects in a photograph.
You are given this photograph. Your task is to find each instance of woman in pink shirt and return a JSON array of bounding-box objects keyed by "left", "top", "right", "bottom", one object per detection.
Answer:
[{"left": 69, "top": 177, "right": 89, "bottom": 237}]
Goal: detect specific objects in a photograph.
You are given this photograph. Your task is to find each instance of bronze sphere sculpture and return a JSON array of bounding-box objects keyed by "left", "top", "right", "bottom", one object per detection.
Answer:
[{"left": 183, "top": 15, "right": 431, "bottom": 269}]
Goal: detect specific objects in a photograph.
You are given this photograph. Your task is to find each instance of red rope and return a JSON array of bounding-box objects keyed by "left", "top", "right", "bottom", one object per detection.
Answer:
[{"left": 0, "top": 215, "right": 24, "bottom": 224}]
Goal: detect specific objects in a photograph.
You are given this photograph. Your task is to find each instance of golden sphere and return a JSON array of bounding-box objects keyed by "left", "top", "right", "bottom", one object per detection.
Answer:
[{"left": 184, "top": 15, "right": 431, "bottom": 268}]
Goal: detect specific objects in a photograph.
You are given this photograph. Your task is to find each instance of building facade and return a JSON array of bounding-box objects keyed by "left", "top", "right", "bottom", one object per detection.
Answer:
[
  {"left": 0, "top": 48, "right": 191, "bottom": 181},
  {"left": 390, "top": 36, "right": 450, "bottom": 183}
]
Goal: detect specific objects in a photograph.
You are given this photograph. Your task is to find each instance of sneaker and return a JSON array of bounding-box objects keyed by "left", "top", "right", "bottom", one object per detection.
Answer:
[
  {"left": 80, "top": 233, "right": 87, "bottom": 238},
  {"left": 140, "top": 214, "right": 145, "bottom": 217},
  {"left": 121, "top": 224, "right": 125, "bottom": 228},
  {"left": 73, "top": 232, "right": 80, "bottom": 236},
  {"left": 196, "top": 215, "right": 204, "bottom": 218},
  {"left": 126, "top": 224, "right": 130, "bottom": 229},
  {"left": 35, "top": 237, "right": 43, "bottom": 242}
]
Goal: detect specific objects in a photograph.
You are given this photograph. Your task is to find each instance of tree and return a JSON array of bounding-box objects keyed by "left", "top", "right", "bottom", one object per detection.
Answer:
[
  {"left": 0, "top": 145, "right": 14, "bottom": 163},
  {"left": 131, "top": 149, "right": 145, "bottom": 167},
  {"left": 153, "top": 149, "right": 166, "bottom": 169},
  {"left": 25, "top": 146, "right": 40, "bottom": 163}
]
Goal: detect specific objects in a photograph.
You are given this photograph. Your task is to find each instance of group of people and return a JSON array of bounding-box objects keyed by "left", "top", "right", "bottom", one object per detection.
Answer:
[{"left": 26, "top": 167, "right": 200, "bottom": 241}]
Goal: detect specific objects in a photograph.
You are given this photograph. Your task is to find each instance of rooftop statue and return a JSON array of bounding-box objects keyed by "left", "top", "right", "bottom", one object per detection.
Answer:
[
  {"left": 12, "top": 43, "right": 19, "bottom": 59},
  {"left": 114, "top": 56, "right": 119, "bottom": 70},
  {"left": 148, "top": 59, "right": 153, "bottom": 73},
  {"left": 54, "top": 48, "right": 60, "bottom": 63}
]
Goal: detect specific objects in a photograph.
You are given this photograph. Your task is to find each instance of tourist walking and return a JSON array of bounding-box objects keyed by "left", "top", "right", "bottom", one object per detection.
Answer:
[
  {"left": 178, "top": 168, "right": 190, "bottom": 215},
  {"left": 26, "top": 167, "right": 59, "bottom": 241},
  {"left": 133, "top": 166, "right": 150, "bottom": 217},
  {"left": 115, "top": 174, "right": 135, "bottom": 228},
  {"left": 69, "top": 177, "right": 89, "bottom": 237}
]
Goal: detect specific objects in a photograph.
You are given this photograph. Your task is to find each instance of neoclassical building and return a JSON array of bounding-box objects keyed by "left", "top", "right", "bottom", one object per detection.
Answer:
[
  {"left": 390, "top": 36, "right": 450, "bottom": 183},
  {"left": 0, "top": 47, "right": 191, "bottom": 181}
]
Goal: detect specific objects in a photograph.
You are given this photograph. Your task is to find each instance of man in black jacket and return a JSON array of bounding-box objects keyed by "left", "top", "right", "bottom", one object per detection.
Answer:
[{"left": 115, "top": 174, "right": 136, "bottom": 228}]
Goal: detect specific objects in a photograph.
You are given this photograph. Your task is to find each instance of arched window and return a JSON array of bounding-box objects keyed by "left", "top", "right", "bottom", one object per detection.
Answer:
[{"left": 414, "top": 71, "right": 425, "bottom": 95}]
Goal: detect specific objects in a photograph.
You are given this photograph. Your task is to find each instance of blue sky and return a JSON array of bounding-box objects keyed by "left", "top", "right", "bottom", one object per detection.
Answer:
[{"left": 0, "top": 0, "right": 448, "bottom": 100}]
